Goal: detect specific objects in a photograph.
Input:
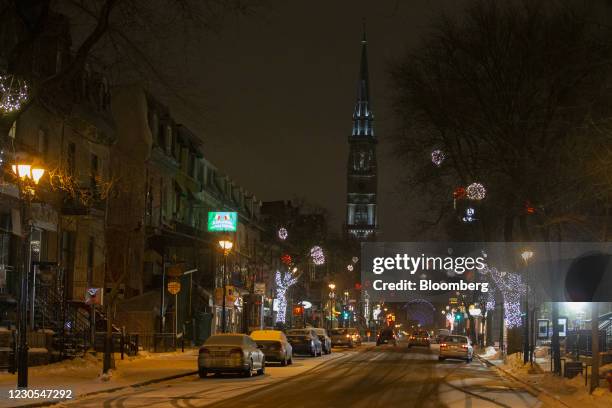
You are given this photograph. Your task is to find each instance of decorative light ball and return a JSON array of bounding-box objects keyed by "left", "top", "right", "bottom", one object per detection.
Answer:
[
  {"left": 466, "top": 182, "right": 486, "bottom": 200},
  {"left": 453, "top": 187, "right": 466, "bottom": 200},
  {"left": 0, "top": 75, "right": 29, "bottom": 114},
  {"left": 431, "top": 150, "right": 445, "bottom": 167},
  {"left": 310, "top": 246, "right": 325, "bottom": 265},
  {"left": 352, "top": 256, "right": 359, "bottom": 264},
  {"left": 278, "top": 227, "right": 288, "bottom": 240},
  {"left": 281, "top": 253, "right": 292, "bottom": 265},
  {"left": 347, "top": 264, "right": 354, "bottom": 271}
]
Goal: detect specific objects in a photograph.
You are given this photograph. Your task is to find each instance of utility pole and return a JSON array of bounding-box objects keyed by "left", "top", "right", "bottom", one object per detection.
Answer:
[{"left": 590, "top": 303, "right": 599, "bottom": 393}]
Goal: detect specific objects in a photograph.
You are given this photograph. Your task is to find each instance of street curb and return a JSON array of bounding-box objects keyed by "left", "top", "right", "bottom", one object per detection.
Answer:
[
  {"left": 10, "top": 370, "right": 198, "bottom": 408},
  {"left": 476, "top": 354, "right": 571, "bottom": 408}
]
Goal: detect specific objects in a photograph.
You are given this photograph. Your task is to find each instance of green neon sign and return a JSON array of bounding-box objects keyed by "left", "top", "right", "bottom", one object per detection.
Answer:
[{"left": 207, "top": 211, "right": 238, "bottom": 232}]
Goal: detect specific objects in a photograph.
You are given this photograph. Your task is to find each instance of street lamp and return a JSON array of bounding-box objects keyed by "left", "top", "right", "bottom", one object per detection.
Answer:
[
  {"left": 328, "top": 283, "right": 336, "bottom": 330},
  {"left": 521, "top": 249, "right": 534, "bottom": 365},
  {"left": 218, "top": 239, "right": 233, "bottom": 333},
  {"left": 11, "top": 162, "right": 45, "bottom": 388}
]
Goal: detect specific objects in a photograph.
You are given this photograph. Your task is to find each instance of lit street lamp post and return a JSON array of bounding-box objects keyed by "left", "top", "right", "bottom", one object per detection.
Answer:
[
  {"left": 328, "top": 283, "right": 336, "bottom": 331},
  {"left": 11, "top": 163, "right": 45, "bottom": 388},
  {"left": 521, "top": 250, "right": 534, "bottom": 365},
  {"left": 219, "top": 239, "right": 233, "bottom": 333}
]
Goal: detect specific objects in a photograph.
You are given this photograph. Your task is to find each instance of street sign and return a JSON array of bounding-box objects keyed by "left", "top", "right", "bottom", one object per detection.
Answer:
[
  {"left": 85, "top": 288, "right": 103, "bottom": 305},
  {"left": 254, "top": 282, "right": 265, "bottom": 295},
  {"left": 167, "top": 280, "right": 181, "bottom": 295},
  {"left": 207, "top": 211, "right": 237, "bottom": 232}
]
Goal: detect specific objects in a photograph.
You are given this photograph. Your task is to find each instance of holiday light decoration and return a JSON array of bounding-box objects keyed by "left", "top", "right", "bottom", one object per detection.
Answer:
[
  {"left": 484, "top": 265, "right": 526, "bottom": 328},
  {"left": 431, "top": 149, "right": 445, "bottom": 167},
  {"left": 0, "top": 75, "right": 28, "bottom": 113},
  {"left": 274, "top": 270, "right": 298, "bottom": 324},
  {"left": 453, "top": 187, "right": 466, "bottom": 200},
  {"left": 524, "top": 201, "right": 536, "bottom": 215},
  {"left": 310, "top": 245, "right": 325, "bottom": 265},
  {"left": 466, "top": 182, "right": 486, "bottom": 200},
  {"left": 278, "top": 227, "right": 288, "bottom": 240},
  {"left": 352, "top": 256, "right": 359, "bottom": 264},
  {"left": 347, "top": 264, "right": 354, "bottom": 271},
  {"left": 462, "top": 207, "right": 476, "bottom": 223},
  {"left": 281, "top": 253, "right": 292, "bottom": 265}
]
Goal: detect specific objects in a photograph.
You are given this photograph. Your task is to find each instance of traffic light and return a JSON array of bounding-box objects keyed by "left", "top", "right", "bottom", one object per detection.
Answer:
[{"left": 455, "top": 313, "right": 462, "bottom": 321}]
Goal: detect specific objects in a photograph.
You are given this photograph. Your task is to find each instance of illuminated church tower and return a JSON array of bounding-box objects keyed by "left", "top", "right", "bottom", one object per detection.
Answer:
[{"left": 346, "top": 24, "right": 377, "bottom": 240}]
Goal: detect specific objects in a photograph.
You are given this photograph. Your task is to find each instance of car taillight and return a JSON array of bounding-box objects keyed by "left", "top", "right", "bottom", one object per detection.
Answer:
[
  {"left": 346, "top": 334, "right": 351, "bottom": 338},
  {"left": 461, "top": 344, "right": 468, "bottom": 349},
  {"left": 440, "top": 343, "right": 447, "bottom": 348},
  {"left": 199, "top": 347, "right": 210, "bottom": 355}
]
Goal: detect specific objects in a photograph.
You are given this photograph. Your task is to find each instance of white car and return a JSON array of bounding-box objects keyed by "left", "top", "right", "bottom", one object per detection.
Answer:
[
  {"left": 438, "top": 335, "right": 473, "bottom": 362},
  {"left": 198, "top": 334, "right": 265, "bottom": 377}
]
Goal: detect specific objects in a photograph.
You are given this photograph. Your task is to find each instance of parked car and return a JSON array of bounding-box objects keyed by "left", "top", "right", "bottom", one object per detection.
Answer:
[
  {"left": 198, "top": 334, "right": 265, "bottom": 378},
  {"left": 376, "top": 327, "right": 397, "bottom": 346},
  {"left": 408, "top": 330, "right": 431, "bottom": 348},
  {"left": 286, "top": 329, "right": 322, "bottom": 356},
  {"left": 250, "top": 330, "right": 293, "bottom": 366},
  {"left": 330, "top": 328, "right": 362, "bottom": 348},
  {"left": 312, "top": 328, "right": 332, "bottom": 354},
  {"left": 438, "top": 335, "right": 473, "bottom": 362}
]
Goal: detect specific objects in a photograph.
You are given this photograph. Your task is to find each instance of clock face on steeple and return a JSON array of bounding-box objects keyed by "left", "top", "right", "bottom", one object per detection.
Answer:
[{"left": 346, "top": 22, "right": 377, "bottom": 241}]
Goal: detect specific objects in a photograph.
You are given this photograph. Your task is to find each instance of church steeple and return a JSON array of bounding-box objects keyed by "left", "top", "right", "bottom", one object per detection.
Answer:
[
  {"left": 353, "top": 21, "right": 374, "bottom": 138},
  {"left": 346, "top": 21, "right": 378, "bottom": 241}
]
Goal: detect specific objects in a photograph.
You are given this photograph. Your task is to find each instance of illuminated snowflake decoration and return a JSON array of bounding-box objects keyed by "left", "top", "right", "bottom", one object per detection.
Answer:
[
  {"left": 347, "top": 264, "right": 354, "bottom": 271},
  {"left": 274, "top": 270, "right": 298, "bottom": 324},
  {"left": 352, "top": 256, "right": 359, "bottom": 264},
  {"left": 431, "top": 150, "right": 445, "bottom": 167},
  {"left": 0, "top": 75, "right": 29, "bottom": 114},
  {"left": 278, "top": 227, "right": 288, "bottom": 240},
  {"left": 466, "top": 182, "right": 486, "bottom": 200},
  {"left": 310, "top": 245, "right": 325, "bottom": 265}
]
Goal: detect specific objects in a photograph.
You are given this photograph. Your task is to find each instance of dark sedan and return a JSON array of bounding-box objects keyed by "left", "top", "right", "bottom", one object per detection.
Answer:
[{"left": 286, "top": 329, "right": 322, "bottom": 356}]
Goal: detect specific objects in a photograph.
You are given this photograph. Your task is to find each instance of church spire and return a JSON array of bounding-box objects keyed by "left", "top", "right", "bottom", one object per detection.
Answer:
[{"left": 352, "top": 19, "right": 374, "bottom": 138}]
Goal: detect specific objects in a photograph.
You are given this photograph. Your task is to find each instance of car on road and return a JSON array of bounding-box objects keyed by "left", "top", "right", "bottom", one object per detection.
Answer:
[
  {"left": 198, "top": 334, "right": 265, "bottom": 378},
  {"left": 376, "top": 327, "right": 397, "bottom": 346},
  {"left": 286, "top": 328, "right": 322, "bottom": 356},
  {"left": 330, "top": 328, "right": 362, "bottom": 348},
  {"left": 438, "top": 335, "right": 473, "bottom": 362},
  {"left": 408, "top": 330, "right": 431, "bottom": 348},
  {"left": 250, "top": 329, "right": 293, "bottom": 366},
  {"left": 436, "top": 329, "right": 451, "bottom": 344},
  {"left": 312, "top": 328, "right": 332, "bottom": 354}
]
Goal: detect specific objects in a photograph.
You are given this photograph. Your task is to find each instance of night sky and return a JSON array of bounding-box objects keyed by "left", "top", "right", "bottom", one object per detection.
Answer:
[{"left": 161, "top": 0, "right": 464, "bottom": 240}]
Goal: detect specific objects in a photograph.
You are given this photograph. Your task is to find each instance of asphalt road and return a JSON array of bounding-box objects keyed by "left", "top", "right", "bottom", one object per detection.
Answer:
[{"left": 56, "top": 345, "right": 546, "bottom": 408}]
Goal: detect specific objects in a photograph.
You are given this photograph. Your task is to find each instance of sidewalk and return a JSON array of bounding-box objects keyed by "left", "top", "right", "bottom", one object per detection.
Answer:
[
  {"left": 477, "top": 348, "right": 612, "bottom": 408},
  {"left": 0, "top": 349, "right": 199, "bottom": 407}
]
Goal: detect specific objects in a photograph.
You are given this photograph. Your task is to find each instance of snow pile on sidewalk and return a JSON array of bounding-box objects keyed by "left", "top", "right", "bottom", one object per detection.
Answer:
[
  {"left": 493, "top": 354, "right": 612, "bottom": 407},
  {"left": 478, "top": 346, "right": 500, "bottom": 360}
]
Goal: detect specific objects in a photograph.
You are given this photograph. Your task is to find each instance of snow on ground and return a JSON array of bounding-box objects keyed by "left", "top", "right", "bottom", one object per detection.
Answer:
[
  {"left": 478, "top": 346, "right": 501, "bottom": 360},
  {"left": 484, "top": 352, "right": 612, "bottom": 408}
]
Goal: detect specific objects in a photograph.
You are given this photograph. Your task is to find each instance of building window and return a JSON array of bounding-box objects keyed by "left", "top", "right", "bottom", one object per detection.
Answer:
[
  {"left": 8, "top": 122, "right": 16, "bottom": 139},
  {"left": 87, "top": 236, "right": 95, "bottom": 286},
  {"left": 67, "top": 142, "right": 76, "bottom": 176}
]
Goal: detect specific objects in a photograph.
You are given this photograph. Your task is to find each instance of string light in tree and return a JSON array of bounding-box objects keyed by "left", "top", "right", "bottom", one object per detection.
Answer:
[
  {"left": 484, "top": 265, "right": 526, "bottom": 328},
  {"left": 274, "top": 270, "right": 298, "bottom": 324},
  {"left": 0, "top": 75, "right": 28, "bottom": 113},
  {"left": 278, "top": 227, "right": 288, "bottom": 240},
  {"left": 466, "top": 182, "right": 486, "bottom": 200},
  {"left": 310, "top": 245, "right": 325, "bottom": 265},
  {"left": 431, "top": 150, "right": 445, "bottom": 167}
]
